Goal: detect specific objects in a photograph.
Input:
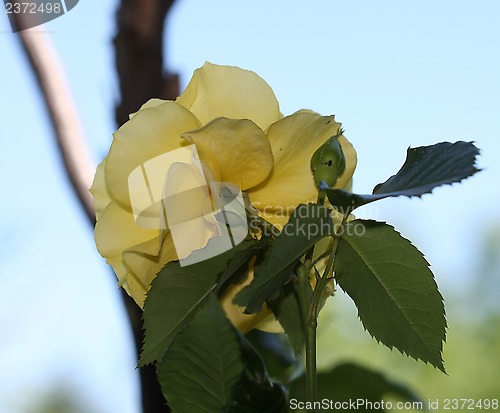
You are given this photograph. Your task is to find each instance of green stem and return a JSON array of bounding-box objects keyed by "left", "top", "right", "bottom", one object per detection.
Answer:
[
  {"left": 302, "top": 212, "right": 348, "bottom": 413},
  {"left": 305, "top": 312, "right": 317, "bottom": 411},
  {"left": 296, "top": 187, "right": 349, "bottom": 412},
  {"left": 308, "top": 220, "right": 343, "bottom": 323},
  {"left": 296, "top": 262, "right": 315, "bottom": 409},
  {"left": 297, "top": 190, "right": 326, "bottom": 411}
]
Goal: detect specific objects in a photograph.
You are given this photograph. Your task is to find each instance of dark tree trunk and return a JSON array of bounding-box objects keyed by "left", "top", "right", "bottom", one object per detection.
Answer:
[
  {"left": 114, "top": 0, "right": 179, "bottom": 126},
  {"left": 113, "top": 1, "right": 179, "bottom": 412}
]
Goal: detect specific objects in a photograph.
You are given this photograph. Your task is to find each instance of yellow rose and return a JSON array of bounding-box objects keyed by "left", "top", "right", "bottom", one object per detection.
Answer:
[{"left": 91, "top": 62, "right": 357, "bottom": 333}]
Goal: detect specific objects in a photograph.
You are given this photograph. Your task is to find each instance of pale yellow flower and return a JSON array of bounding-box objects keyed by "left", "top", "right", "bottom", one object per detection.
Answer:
[{"left": 91, "top": 62, "right": 357, "bottom": 332}]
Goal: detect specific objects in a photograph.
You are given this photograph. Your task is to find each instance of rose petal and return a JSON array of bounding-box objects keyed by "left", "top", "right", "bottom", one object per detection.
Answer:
[
  {"left": 122, "top": 235, "right": 178, "bottom": 307},
  {"left": 247, "top": 111, "right": 357, "bottom": 214},
  {"left": 120, "top": 272, "right": 149, "bottom": 308},
  {"left": 128, "top": 98, "right": 167, "bottom": 119},
  {"left": 164, "top": 162, "right": 218, "bottom": 260},
  {"left": 182, "top": 117, "right": 274, "bottom": 190},
  {"left": 105, "top": 101, "right": 200, "bottom": 207},
  {"left": 90, "top": 157, "right": 112, "bottom": 220},
  {"left": 94, "top": 202, "right": 159, "bottom": 259},
  {"left": 107, "top": 254, "right": 133, "bottom": 288},
  {"left": 176, "top": 62, "right": 281, "bottom": 131}
]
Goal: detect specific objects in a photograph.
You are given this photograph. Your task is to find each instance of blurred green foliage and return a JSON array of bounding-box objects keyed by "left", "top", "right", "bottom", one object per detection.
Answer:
[{"left": 20, "top": 384, "right": 93, "bottom": 413}]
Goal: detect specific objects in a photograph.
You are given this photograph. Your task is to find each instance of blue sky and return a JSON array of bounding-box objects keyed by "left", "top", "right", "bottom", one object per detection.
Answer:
[{"left": 1, "top": 1, "right": 499, "bottom": 412}]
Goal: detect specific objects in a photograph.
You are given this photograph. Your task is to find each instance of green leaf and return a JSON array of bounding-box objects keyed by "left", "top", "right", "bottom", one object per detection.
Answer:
[
  {"left": 224, "top": 332, "right": 289, "bottom": 413},
  {"left": 290, "top": 362, "right": 423, "bottom": 412},
  {"left": 325, "top": 141, "right": 480, "bottom": 212},
  {"left": 234, "top": 204, "right": 334, "bottom": 314},
  {"left": 140, "top": 238, "right": 257, "bottom": 366},
  {"left": 215, "top": 237, "right": 265, "bottom": 295},
  {"left": 335, "top": 220, "right": 446, "bottom": 372},
  {"left": 157, "top": 294, "right": 244, "bottom": 413},
  {"left": 269, "top": 283, "right": 307, "bottom": 355}
]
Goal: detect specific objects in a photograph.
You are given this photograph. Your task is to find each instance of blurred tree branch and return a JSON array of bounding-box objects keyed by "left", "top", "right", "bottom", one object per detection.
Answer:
[
  {"left": 13, "top": 1, "right": 179, "bottom": 412},
  {"left": 12, "top": 16, "right": 96, "bottom": 225}
]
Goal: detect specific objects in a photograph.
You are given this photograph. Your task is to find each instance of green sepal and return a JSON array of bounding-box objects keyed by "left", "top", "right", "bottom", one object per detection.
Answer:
[{"left": 310, "top": 132, "right": 346, "bottom": 188}]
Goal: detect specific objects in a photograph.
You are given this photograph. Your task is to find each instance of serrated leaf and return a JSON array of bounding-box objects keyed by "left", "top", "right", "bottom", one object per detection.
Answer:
[
  {"left": 326, "top": 141, "right": 480, "bottom": 212},
  {"left": 234, "top": 204, "right": 334, "bottom": 314},
  {"left": 140, "top": 239, "right": 256, "bottom": 366},
  {"left": 290, "top": 362, "right": 422, "bottom": 412},
  {"left": 269, "top": 283, "right": 307, "bottom": 355},
  {"left": 224, "top": 332, "right": 289, "bottom": 413},
  {"left": 335, "top": 220, "right": 446, "bottom": 372},
  {"left": 157, "top": 294, "right": 244, "bottom": 413}
]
